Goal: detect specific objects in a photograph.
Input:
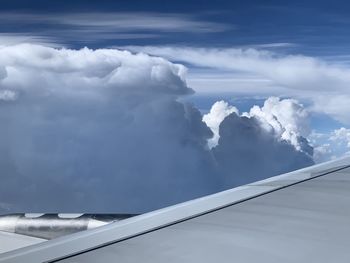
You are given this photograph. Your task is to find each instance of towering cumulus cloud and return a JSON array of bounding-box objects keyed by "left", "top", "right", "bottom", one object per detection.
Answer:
[
  {"left": 0, "top": 44, "right": 219, "bottom": 213},
  {"left": 248, "top": 97, "right": 312, "bottom": 155},
  {"left": 0, "top": 44, "right": 314, "bottom": 214},
  {"left": 204, "top": 97, "right": 314, "bottom": 185}
]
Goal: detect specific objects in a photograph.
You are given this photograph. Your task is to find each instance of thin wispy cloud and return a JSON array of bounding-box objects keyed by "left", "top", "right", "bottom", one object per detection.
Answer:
[
  {"left": 245, "top": 42, "right": 297, "bottom": 49},
  {"left": 0, "top": 12, "right": 231, "bottom": 45},
  {"left": 58, "top": 12, "right": 230, "bottom": 32},
  {"left": 0, "top": 33, "right": 64, "bottom": 47}
]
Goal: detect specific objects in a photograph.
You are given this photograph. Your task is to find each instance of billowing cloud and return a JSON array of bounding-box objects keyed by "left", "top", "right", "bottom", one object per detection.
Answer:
[
  {"left": 212, "top": 112, "right": 314, "bottom": 186},
  {"left": 204, "top": 97, "right": 312, "bottom": 155},
  {"left": 0, "top": 44, "right": 216, "bottom": 214},
  {"left": 0, "top": 44, "right": 314, "bottom": 214},
  {"left": 247, "top": 97, "right": 311, "bottom": 153},
  {"left": 202, "top": 100, "right": 238, "bottom": 148},
  {"left": 204, "top": 97, "right": 314, "bottom": 185}
]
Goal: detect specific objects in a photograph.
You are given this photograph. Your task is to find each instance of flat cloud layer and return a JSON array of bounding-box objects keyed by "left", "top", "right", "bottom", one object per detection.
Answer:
[{"left": 0, "top": 44, "right": 314, "bottom": 214}]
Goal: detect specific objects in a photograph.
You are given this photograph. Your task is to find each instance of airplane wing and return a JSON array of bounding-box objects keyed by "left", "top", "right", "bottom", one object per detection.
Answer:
[
  {"left": 0, "top": 232, "right": 44, "bottom": 254},
  {"left": 1, "top": 156, "right": 350, "bottom": 262}
]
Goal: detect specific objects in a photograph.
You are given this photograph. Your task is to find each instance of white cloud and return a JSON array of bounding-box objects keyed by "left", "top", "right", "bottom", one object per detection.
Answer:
[
  {"left": 313, "top": 143, "right": 334, "bottom": 163},
  {"left": 0, "top": 44, "right": 190, "bottom": 95},
  {"left": 309, "top": 129, "right": 350, "bottom": 163},
  {"left": 123, "top": 46, "right": 350, "bottom": 91},
  {"left": 123, "top": 46, "right": 350, "bottom": 124},
  {"left": 202, "top": 101, "right": 238, "bottom": 148},
  {"left": 312, "top": 95, "right": 350, "bottom": 124},
  {"left": 204, "top": 97, "right": 312, "bottom": 155},
  {"left": 57, "top": 12, "right": 230, "bottom": 33},
  {"left": 203, "top": 97, "right": 314, "bottom": 185},
  {"left": 330, "top": 127, "right": 350, "bottom": 147},
  {"left": 212, "top": 111, "right": 314, "bottom": 185},
  {"left": 248, "top": 97, "right": 311, "bottom": 152}
]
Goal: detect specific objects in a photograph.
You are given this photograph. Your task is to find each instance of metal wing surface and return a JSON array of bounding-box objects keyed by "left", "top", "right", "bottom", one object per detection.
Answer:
[{"left": 1, "top": 157, "right": 350, "bottom": 263}]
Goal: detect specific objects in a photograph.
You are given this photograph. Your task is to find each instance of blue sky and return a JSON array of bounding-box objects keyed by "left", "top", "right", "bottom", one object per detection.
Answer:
[
  {"left": 1, "top": 0, "right": 350, "bottom": 54},
  {"left": 0, "top": 0, "right": 350, "bottom": 213}
]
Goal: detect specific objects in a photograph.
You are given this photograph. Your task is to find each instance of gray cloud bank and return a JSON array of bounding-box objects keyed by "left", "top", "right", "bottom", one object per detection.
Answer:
[{"left": 0, "top": 44, "right": 313, "bottom": 214}]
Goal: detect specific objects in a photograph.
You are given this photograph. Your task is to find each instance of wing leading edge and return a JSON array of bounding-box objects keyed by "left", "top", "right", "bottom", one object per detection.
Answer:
[{"left": 1, "top": 156, "right": 350, "bottom": 263}]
